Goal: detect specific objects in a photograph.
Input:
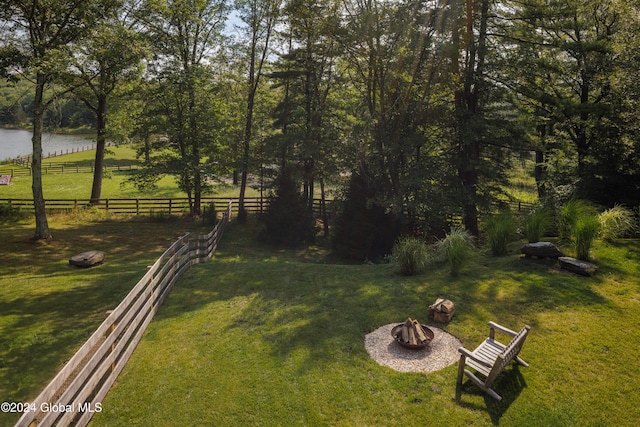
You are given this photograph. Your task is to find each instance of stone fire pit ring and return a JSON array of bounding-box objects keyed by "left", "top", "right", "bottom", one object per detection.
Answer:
[{"left": 365, "top": 323, "right": 463, "bottom": 373}]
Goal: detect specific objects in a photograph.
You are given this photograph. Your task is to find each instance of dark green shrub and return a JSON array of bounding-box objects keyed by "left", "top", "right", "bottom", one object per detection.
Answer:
[
  {"left": 260, "top": 168, "right": 315, "bottom": 247},
  {"left": 0, "top": 203, "right": 27, "bottom": 222},
  {"left": 332, "top": 171, "right": 398, "bottom": 261},
  {"left": 202, "top": 202, "right": 218, "bottom": 226}
]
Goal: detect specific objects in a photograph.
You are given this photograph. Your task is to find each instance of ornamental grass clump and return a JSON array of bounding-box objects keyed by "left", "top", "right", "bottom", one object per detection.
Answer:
[
  {"left": 573, "top": 214, "right": 601, "bottom": 260},
  {"left": 523, "top": 207, "right": 550, "bottom": 243},
  {"left": 598, "top": 205, "right": 637, "bottom": 241},
  {"left": 391, "top": 237, "right": 431, "bottom": 276},
  {"left": 435, "top": 226, "right": 475, "bottom": 276},
  {"left": 485, "top": 211, "right": 516, "bottom": 256},
  {"left": 558, "top": 199, "right": 595, "bottom": 243}
]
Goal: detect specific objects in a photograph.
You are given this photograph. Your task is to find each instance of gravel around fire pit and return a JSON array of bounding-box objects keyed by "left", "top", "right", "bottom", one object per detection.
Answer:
[{"left": 364, "top": 323, "right": 462, "bottom": 373}]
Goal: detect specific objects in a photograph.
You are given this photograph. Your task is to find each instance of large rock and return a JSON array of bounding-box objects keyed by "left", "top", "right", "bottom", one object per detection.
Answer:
[
  {"left": 69, "top": 250, "right": 106, "bottom": 268},
  {"left": 520, "top": 242, "right": 564, "bottom": 259},
  {"left": 558, "top": 256, "right": 598, "bottom": 276}
]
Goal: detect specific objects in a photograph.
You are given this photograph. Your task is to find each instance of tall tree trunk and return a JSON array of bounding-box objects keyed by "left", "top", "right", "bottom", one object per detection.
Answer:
[
  {"left": 238, "top": 6, "right": 274, "bottom": 222},
  {"left": 90, "top": 95, "right": 107, "bottom": 204},
  {"left": 32, "top": 73, "right": 52, "bottom": 241},
  {"left": 320, "top": 177, "right": 329, "bottom": 237},
  {"left": 455, "top": 0, "right": 489, "bottom": 237},
  {"left": 188, "top": 68, "right": 202, "bottom": 216},
  {"left": 238, "top": 46, "right": 256, "bottom": 223}
]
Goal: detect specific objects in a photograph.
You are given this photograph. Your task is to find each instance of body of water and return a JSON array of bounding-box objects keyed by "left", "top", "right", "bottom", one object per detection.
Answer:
[{"left": 0, "top": 128, "right": 96, "bottom": 161}]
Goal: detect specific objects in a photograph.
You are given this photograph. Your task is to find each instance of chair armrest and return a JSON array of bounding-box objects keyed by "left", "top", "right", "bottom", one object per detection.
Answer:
[
  {"left": 458, "top": 346, "right": 493, "bottom": 368},
  {"left": 487, "top": 321, "right": 518, "bottom": 339}
]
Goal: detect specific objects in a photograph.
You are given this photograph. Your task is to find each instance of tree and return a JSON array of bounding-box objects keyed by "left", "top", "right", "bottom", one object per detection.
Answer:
[
  {"left": 448, "top": 0, "right": 492, "bottom": 236},
  {"left": 67, "top": 18, "right": 147, "bottom": 204},
  {"left": 139, "top": 0, "right": 228, "bottom": 215},
  {"left": 235, "top": 0, "right": 281, "bottom": 221},
  {"left": 0, "top": 0, "right": 120, "bottom": 240},
  {"left": 270, "top": 0, "right": 342, "bottom": 208},
  {"left": 504, "top": 0, "right": 637, "bottom": 205}
]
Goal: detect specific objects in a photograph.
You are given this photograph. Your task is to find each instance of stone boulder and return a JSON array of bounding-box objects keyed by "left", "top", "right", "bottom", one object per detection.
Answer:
[
  {"left": 520, "top": 242, "right": 564, "bottom": 259},
  {"left": 69, "top": 250, "right": 106, "bottom": 268},
  {"left": 558, "top": 256, "right": 598, "bottom": 276}
]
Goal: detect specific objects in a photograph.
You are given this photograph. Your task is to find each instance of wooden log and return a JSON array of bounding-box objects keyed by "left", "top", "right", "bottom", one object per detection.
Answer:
[
  {"left": 413, "top": 320, "right": 428, "bottom": 343},
  {"left": 401, "top": 324, "right": 409, "bottom": 343}
]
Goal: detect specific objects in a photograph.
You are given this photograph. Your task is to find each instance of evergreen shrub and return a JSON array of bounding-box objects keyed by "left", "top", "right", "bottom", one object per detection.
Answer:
[
  {"left": 332, "top": 171, "right": 398, "bottom": 261},
  {"left": 260, "top": 169, "right": 315, "bottom": 247}
]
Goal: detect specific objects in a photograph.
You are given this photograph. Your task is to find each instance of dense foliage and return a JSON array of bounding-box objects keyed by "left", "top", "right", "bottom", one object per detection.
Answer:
[{"left": 2, "top": 0, "right": 639, "bottom": 246}]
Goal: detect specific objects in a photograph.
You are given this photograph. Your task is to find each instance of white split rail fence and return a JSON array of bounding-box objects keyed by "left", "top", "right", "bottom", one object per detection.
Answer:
[{"left": 15, "top": 202, "right": 233, "bottom": 427}]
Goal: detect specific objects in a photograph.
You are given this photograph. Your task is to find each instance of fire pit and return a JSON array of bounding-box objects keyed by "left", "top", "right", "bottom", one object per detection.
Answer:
[{"left": 391, "top": 318, "right": 434, "bottom": 349}]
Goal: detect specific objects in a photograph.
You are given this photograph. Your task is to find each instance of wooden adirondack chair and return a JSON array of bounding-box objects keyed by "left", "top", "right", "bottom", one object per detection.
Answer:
[{"left": 457, "top": 322, "right": 530, "bottom": 401}]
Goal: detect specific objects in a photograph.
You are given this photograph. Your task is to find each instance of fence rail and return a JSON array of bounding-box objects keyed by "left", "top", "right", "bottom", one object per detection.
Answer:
[
  {"left": 0, "top": 197, "right": 531, "bottom": 219},
  {"left": 0, "top": 196, "right": 325, "bottom": 216},
  {"left": 0, "top": 163, "right": 138, "bottom": 177},
  {"left": 15, "top": 202, "right": 232, "bottom": 427},
  {"left": 11, "top": 143, "right": 112, "bottom": 167}
]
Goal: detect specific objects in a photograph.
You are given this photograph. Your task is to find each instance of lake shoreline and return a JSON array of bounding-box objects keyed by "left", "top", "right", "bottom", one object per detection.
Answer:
[
  {"left": 1, "top": 125, "right": 97, "bottom": 137},
  {"left": 0, "top": 128, "right": 98, "bottom": 161}
]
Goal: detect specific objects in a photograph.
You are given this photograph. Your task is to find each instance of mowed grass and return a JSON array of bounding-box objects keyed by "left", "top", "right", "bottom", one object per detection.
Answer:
[
  {"left": 0, "top": 215, "right": 213, "bottom": 427},
  {"left": 0, "top": 144, "right": 258, "bottom": 200},
  {"left": 90, "top": 219, "right": 640, "bottom": 426}
]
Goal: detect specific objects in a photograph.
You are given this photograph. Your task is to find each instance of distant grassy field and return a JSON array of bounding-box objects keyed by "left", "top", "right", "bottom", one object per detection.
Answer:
[
  {"left": 502, "top": 157, "right": 540, "bottom": 205},
  {"left": 0, "top": 145, "right": 257, "bottom": 200}
]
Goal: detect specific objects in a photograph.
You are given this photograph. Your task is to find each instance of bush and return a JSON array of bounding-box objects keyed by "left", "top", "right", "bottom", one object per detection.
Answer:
[
  {"left": 485, "top": 211, "right": 516, "bottom": 256},
  {"left": 435, "top": 226, "right": 475, "bottom": 276},
  {"left": 202, "top": 202, "right": 218, "bottom": 226},
  {"left": 523, "top": 207, "right": 550, "bottom": 243},
  {"left": 573, "top": 214, "right": 600, "bottom": 260},
  {"left": 598, "top": 205, "right": 636, "bottom": 241},
  {"left": 0, "top": 203, "right": 28, "bottom": 222},
  {"left": 332, "top": 171, "right": 399, "bottom": 261},
  {"left": 558, "top": 199, "right": 595, "bottom": 243},
  {"left": 260, "top": 169, "right": 315, "bottom": 247},
  {"left": 391, "top": 237, "right": 430, "bottom": 276}
]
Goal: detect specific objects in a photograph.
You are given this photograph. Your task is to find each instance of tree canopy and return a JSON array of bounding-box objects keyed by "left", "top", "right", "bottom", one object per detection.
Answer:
[{"left": 1, "top": 0, "right": 639, "bottom": 248}]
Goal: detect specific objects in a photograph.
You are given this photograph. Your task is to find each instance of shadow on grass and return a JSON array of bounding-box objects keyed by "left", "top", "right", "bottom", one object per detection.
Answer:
[
  {"left": 149, "top": 220, "right": 618, "bottom": 377},
  {"left": 455, "top": 365, "right": 527, "bottom": 425},
  {"left": 0, "top": 216, "right": 212, "bottom": 419}
]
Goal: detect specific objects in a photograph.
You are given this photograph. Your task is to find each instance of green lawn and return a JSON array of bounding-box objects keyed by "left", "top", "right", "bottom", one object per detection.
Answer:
[
  {"left": 86, "top": 219, "right": 640, "bottom": 426},
  {"left": 0, "top": 215, "right": 213, "bottom": 427},
  {"left": 0, "top": 144, "right": 258, "bottom": 200},
  {"left": 2, "top": 150, "right": 639, "bottom": 426}
]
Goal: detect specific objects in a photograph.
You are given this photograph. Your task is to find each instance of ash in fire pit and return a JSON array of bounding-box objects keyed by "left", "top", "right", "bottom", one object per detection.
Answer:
[{"left": 391, "top": 318, "right": 434, "bottom": 349}]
